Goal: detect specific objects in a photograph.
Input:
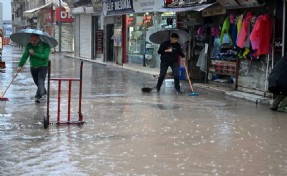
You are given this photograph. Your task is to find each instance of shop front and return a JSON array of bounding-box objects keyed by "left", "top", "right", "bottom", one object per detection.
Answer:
[
  {"left": 54, "top": 6, "right": 74, "bottom": 52},
  {"left": 212, "top": 0, "right": 283, "bottom": 95},
  {"left": 127, "top": 11, "right": 176, "bottom": 68},
  {"left": 103, "top": 0, "right": 135, "bottom": 64},
  {"left": 176, "top": 0, "right": 282, "bottom": 96},
  {"left": 70, "top": 0, "right": 103, "bottom": 59}
]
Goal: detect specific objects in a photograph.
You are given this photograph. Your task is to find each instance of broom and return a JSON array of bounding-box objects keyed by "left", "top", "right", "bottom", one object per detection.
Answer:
[
  {"left": 0, "top": 71, "right": 19, "bottom": 101},
  {"left": 183, "top": 62, "right": 199, "bottom": 96}
]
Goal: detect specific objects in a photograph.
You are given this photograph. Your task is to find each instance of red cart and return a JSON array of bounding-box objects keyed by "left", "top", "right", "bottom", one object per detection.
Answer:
[{"left": 44, "top": 60, "right": 84, "bottom": 128}]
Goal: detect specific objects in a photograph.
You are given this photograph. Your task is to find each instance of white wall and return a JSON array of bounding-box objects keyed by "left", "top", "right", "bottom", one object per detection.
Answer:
[{"left": 0, "top": 3, "right": 3, "bottom": 29}]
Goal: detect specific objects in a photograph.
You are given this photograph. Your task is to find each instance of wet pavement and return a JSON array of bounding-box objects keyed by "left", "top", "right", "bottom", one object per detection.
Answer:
[{"left": 1, "top": 45, "right": 287, "bottom": 176}]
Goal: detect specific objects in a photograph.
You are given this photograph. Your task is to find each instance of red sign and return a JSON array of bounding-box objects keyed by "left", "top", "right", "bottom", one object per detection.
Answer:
[
  {"left": 96, "top": 30, "right": 103, "bottom": 54},
  {"left": 0, "top": 29, "right": 3, "bottom": 49},
  {"left": 55, "top": 7, "right": 74, "bottom": 23},
  {"left": 43, "top": 9, "right": 53, "bottom": 23}
]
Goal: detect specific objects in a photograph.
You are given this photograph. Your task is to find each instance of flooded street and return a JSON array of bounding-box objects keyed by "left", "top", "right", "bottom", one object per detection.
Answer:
[{"left": 1, "top": 45, "right": 287, "bottom": 176}]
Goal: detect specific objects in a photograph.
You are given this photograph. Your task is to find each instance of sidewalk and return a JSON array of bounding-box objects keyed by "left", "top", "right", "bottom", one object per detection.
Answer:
[{"left": 64, "top": 54, "right": 272, "bottom": 105}]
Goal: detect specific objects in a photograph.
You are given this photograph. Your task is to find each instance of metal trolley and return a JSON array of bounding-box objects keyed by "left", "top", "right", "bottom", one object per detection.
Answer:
[{"left": 44, "top": 60, "right": 84, "bottom": 128}]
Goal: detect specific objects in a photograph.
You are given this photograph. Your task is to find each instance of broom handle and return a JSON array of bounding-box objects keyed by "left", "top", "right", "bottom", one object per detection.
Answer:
[
  {"left": 1, "top": 72, "right": 19, "bottom": 98},
  {"left": 183, "top": 62, "right": 194, "bottom": 92}
]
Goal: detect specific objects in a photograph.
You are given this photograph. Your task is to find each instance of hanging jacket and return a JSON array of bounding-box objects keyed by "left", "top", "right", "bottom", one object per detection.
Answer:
[
  {"left": 18, "top": 41, "right": 51, "bottom": 68},
  {"left": 250, "top": 14, "right": 272, "bottom": 55},
  {"left": 236, "top": 12, "right": 253, "bottom": 48},
  {"left": 220, "top": 16, "right": 232, "bottom": 45},
  {"left": 230, "top": 24, "right": 237, "bottom": 45},
  {"left": 236, "top": 14, "right": 243, "bottom": 36}
]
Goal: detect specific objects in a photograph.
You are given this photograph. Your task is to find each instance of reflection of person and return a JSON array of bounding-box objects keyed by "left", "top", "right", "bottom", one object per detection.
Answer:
[
  {"left": 268, "top": 56, "right": 287, "bottom": 112},
  {"left": 17, "top": 34, "right": 51, "bottom": 103},
  {"left": 156, "top": 33, "right": 186, "bottom": 94}
]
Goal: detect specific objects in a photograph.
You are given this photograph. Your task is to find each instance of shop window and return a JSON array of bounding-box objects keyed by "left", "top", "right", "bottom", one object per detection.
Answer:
[
  {"left": 160, "top": 12, "right": 176, "bottom": 28},
  {"left": 128, "top": 13, "right": 147, "bottom": 54}
]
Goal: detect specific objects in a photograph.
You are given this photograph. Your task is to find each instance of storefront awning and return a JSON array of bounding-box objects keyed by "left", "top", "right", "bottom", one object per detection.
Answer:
[
  {"left": 23, "top": 3, "right": 53, "bottom": 15},
  {"left": 23, "top": 2, "right": 70, "bottom": 15},
  {"left": 159, "top": 2, "right": 217, "bottom": 13},
  {"left": 217, "top": 0, "right": 266, "bottom": 9}
]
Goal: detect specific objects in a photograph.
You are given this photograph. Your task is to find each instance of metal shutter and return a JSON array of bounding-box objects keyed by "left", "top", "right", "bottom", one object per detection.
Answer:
[{"left": 79, "top": 14, "right": 92, "bottom": 58}]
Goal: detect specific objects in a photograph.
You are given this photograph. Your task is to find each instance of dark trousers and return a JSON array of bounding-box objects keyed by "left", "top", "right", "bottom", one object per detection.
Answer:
[
  {"left": 30, "top": 66, "right": 48, "bottom": 98},
  {"left": 156, "top": 61, "right": 180, "bottom": 91}
]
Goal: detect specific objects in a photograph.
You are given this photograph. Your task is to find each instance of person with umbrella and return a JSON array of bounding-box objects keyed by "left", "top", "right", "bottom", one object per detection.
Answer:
[
  {"left": 156, "top": 33, "right": 186, "bottom": 94},
  {"left": 16, "top": 34, "right": 51, "bottom": 103}
]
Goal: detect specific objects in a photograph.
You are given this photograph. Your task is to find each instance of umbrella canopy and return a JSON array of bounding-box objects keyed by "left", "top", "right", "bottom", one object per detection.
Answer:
[
  {"left": 149, "top": 28, "right": 191, "bottom": 45},
  {"left": 10, "top": 29, "right": 58, "bottom": 48}
]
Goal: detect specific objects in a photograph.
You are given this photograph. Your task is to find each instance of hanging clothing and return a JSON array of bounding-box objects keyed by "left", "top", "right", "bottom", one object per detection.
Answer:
[
  {"left": 196, "top": 47, "right": 207, "bottom": 72},
  {"left": 220, "top": 16, "right": 232, "bottom": 45},
  {"left": 236, "top": 14, "right": 243, "bottom": 36},
  {"left": 250, "top": 14, "right": 272, "bottom": 55},
  {"left": 236, "top": 12, "right": 253, "bottom": 48},
  {"left": 230, "top": 24, "right": 237, "bottom": 45}
]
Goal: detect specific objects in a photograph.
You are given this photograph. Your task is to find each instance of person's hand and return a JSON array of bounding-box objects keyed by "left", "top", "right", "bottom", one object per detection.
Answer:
[
  {"left": 17, "top": 67, "right": 22, "bottom": 73},
  {"left": 29, "top": 49, "right": 35, "bottom": 55},
  {"left": 182, "top": 57, "right": 186, "bottom": 63},
  {"left": 165, "top": 48, "right": 172, "bottom": 52}
]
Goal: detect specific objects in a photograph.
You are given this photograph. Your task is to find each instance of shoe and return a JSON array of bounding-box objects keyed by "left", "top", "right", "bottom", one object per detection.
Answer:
[
  {"left": 277, "top": 107, "right": 287, "bottom": 113},
  {"left": 176, "top": 89, "right": 183, "bottom": 95},
  {"left": 156, "top": 88, "right": 160, "bottom": 94},
  {"left": 40, "top": 94, "right": 47, "bottom": 100},
  {"left": 35, "top": 98, "right": 41, "bottom": 103}
]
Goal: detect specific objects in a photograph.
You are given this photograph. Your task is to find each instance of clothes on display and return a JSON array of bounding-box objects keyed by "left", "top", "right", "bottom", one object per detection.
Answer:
[{"left": 218, "top": 12, "right": 272, "bottom": 60}]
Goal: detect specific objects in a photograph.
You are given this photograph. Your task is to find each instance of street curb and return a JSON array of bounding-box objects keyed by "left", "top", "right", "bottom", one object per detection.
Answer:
[{"left": 64, "top": 54, "right": 273, "bottom": 106}]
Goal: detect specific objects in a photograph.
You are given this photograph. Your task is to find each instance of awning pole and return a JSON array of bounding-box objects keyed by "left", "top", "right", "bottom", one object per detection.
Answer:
[
  {"left": 59, "top": 0, "right": 62, "bottom": 52},
  {"left": 282, "top": 0, "right": 286, "bottom": 56}
]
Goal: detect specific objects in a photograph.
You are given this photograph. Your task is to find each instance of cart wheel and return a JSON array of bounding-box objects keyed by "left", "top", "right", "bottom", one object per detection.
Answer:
[{"left": 43, "top": 116, "right": 49, "bottom": 129}]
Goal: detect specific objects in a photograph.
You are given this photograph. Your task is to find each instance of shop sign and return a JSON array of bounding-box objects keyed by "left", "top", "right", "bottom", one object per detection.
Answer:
[
  {"left": 73, "top": 0, "right": 92, "bottom": 7},
  {"left": 55, "top": 7, "right": 74, "bottom": 23},
  {"left": 202, "top": 4, "right": 226, "bottom": 17},
  {"left": 160, "top": 1, "right": 217, "bottom": 12},
  {"left": 92, "top": 0, "right": 103, "bottom": 14},
  {"left": 133, "top": 0, "right": 162, "bottom": 13},
  {"left": 96, "top": 30, "right": 104, "bottom": 54},
  {"left": 0, "top": 29, "right": 3, "bottom": 50},
  {"left": 217, "top": 0, "right": 265, "bottom": 9},
  {"left": 274, "top": 38, "right": 283, "bottom": 51},
  {"left": 43, "top": 9, "right": 53, "bottom": 23},
  {"left": 163, "top": 0, "right": 210, "bottom": 8},
  {"left": 103, "top": 0, "right": 134, "bottom": 16}
]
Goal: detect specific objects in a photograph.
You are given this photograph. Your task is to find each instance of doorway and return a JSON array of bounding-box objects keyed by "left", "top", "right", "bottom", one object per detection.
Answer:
[
  {"left": 106, "top": 24, "right": 114, "bottom": 62},
  {"left": 92, "top": 16, "right": 98, "bottom": 59}
]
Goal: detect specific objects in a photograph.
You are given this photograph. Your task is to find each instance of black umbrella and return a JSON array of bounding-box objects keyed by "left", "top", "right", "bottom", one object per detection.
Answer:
[{"left": 149, "top": 28, "right": 191, "bottom": 45}]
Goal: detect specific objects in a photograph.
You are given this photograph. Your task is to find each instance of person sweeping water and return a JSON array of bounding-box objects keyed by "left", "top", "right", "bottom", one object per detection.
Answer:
[
  {"left": 156, "top": 33, "right": 186, "bottom": 94},
  {"left": 17, "top": 34, "right": 51, "bottom": 103}
]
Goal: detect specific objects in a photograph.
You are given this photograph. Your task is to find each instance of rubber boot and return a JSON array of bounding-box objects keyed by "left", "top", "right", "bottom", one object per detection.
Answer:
[
  {"left": 277, "top": 96, "right": 287, "bottom": 112},
  {"left": 270, "top": 94, "right": 286, "bottom": 111}
]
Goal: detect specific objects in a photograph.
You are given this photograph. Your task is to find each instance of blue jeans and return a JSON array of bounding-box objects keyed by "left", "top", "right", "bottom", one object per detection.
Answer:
[{"left": 30, "top": 66, "right": 48, "bottom": 98}]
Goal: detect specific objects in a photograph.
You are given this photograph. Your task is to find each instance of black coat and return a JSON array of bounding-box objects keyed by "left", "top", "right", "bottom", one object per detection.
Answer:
[
  {"left": 158, "top": 41, "right": 185, "bottom": 63},
  {"left": 268, "top": 56, "right": 287, "bottom": 95}
]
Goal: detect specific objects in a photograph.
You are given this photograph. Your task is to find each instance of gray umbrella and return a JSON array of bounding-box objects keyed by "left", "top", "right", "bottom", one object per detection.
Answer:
[
  {"left": 149, "top": 28, "right": 191, "bottom": 45},
  {"left": 10, "top": 29, "right": 58, "bottom": 48}
]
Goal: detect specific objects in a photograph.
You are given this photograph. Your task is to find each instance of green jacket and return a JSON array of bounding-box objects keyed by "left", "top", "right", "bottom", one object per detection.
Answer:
[{"left": 18, "top": 41, "right": 51, "bottom": 68}]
